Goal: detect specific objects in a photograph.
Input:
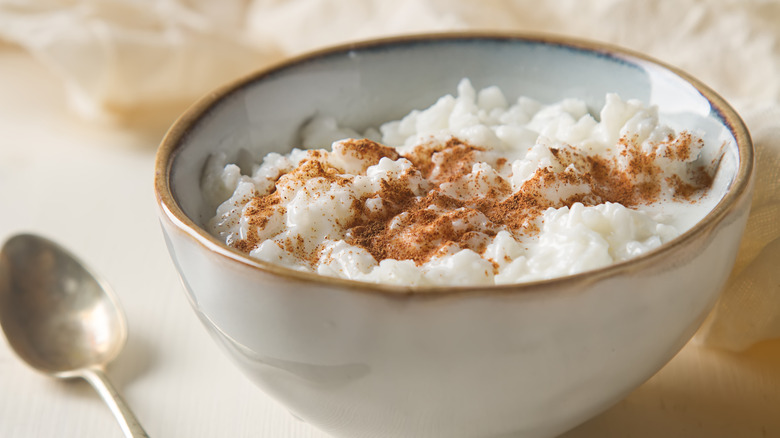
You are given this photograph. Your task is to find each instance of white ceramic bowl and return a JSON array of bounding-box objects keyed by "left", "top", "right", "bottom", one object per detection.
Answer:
[{"left": 155, "top": 33, "right": 753, "bottom": 438}]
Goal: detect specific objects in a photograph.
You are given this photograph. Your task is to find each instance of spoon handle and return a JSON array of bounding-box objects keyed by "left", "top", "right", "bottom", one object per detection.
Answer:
[{"left": 82, "top": 367, "right": 150, "bottom": 438}]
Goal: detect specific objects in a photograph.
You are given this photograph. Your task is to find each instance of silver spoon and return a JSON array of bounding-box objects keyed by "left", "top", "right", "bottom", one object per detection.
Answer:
[{"left": 0, "top": 233, "right": 149, "bottom": 437}]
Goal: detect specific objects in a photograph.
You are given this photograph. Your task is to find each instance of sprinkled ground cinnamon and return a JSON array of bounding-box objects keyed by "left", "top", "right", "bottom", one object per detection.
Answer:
[
  {"left": 232, "top": 133, "right": 713, "bottom": 267},
  {"left": 204, "top": 82, "right": 725, "bottom": 285},
  {"left": 337, "top": 138, "right": 400, "bottom": 169},
  {"left": 234, "top": 193, "right": 282, "bottom": 253}
]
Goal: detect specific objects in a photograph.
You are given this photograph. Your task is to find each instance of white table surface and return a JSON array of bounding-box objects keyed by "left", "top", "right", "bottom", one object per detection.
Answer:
[{"left": 1, "top": 46, "right": 779, "bottom": 438}]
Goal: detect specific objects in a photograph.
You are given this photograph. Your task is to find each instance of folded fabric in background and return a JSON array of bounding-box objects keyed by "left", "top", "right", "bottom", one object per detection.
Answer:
[
  {"left": 697, "top": 105, "right": 780, "bottom": 350},
  {"left": 0, "top": 0, "right": 280, "bottom": 118},
  {"left": 1, "top": 0, "right": 778, "bottom": 351}
]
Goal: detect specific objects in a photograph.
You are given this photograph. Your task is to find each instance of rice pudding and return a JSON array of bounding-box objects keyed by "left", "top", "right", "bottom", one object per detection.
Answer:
[{"left": 203, "top": 79, "right": 716, "bottom": 286}]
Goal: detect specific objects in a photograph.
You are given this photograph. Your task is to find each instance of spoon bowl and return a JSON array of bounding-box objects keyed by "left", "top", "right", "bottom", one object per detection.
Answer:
[
  {"left": 0, "top": 233, "right": 148, "bottom": 437},
  {"left": 0, "top": 233, "right": 125, "bottom": 375}
]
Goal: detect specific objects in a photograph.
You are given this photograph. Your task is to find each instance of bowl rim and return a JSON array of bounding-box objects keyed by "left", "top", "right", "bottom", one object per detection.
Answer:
[{"left": 154, "top": 31, "right": 753, "bottom": 296}]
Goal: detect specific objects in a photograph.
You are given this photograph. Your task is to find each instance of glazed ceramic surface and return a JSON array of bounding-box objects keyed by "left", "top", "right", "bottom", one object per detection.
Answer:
[{"left": 155, "top": 34, "right": 753, "bottom": 438}]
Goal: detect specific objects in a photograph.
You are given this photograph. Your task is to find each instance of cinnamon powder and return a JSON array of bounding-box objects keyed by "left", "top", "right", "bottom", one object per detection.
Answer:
[{"left": 233, "top": 134, "right": 713, "bottom": 266}]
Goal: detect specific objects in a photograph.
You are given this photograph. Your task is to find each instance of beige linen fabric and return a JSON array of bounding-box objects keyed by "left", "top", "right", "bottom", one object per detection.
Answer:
[
  {"left": 2, "top": 0, "right": 777, "bottom": 350},
  {"left": 696, "top": 104, "right": 780, "bottom": 350},
  {"left": 0, "top": 0, "right": 281, "bottom": 118}
]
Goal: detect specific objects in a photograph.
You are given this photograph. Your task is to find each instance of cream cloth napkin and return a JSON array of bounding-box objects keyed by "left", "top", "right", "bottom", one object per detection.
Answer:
[
  {"left": 2, "top": 0, "right": 777, "bottom": 351},
  {"left": 0, "top": 0, "right": 282, "bottom": 119}
]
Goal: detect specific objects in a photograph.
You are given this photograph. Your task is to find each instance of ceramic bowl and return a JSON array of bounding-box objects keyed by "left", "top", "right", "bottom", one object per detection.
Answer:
[{"left": 154, "top": 33, "right": 753, "bottom": 438}]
